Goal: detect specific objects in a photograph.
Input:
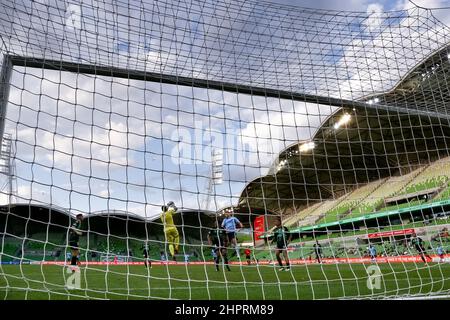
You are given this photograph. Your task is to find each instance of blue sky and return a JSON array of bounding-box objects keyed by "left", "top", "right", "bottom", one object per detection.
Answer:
[{"left": 0, "top": 0, "right": 449, "bottom": 219}]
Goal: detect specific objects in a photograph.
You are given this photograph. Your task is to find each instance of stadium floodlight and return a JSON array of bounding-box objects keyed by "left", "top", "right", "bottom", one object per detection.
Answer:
[
  {"left": 366, "top": 98, "right": 379, "bottom": 105},
  {"left": 333, "top": 113, "right": 352, "bottom": 129},
  {"left": 299, "top": 142, "right": 315, "bottom": 153},
  {"left": 276, "top": 159, "right": 289, "bottom": 173}
]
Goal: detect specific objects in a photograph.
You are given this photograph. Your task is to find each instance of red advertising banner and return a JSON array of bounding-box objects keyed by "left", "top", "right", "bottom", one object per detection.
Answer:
[
  {"left": 367, "top": 228, "right": 415, "bottom": 239},
  {"left": 253, "top": 215, "right": 265, "bottom": 243}
]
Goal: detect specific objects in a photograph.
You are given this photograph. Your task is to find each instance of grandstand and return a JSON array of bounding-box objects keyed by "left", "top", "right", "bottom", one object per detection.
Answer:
[
  {"left": 275, "top": 156, "right": 450, "bottom": 228},
  {"left": 0, "top": 204, "right": 216, "bottom": 263}
]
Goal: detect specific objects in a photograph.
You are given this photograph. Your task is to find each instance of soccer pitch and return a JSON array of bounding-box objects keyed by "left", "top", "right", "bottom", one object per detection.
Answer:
[{"left": 1, "top": 263, "right": 450, "bottom": 300}]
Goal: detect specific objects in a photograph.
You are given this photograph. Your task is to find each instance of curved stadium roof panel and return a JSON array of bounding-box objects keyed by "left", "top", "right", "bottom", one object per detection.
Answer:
[
  {"left": 240, "top": 101, "right": 450, "bottom": 212},
  {"left": 0, "top": 0, "right": 449, "bottom": 114}
]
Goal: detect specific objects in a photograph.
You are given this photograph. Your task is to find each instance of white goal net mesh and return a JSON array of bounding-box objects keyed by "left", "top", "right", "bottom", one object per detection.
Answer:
[{"left": 0, "top": 0, "right": 450, "bottom": 300}]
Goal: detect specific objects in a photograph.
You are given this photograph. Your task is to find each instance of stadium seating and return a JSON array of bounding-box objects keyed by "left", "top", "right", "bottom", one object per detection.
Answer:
[
  {"left": 275, "top": 157, "right": 450, "bottom": 230},
  {"left": 297, "top": 199, "right": 344, "bottom": 226},
  {"left": 306, "top": 160, "right": 450, "bottom": 225},
  {"left": 283, "top": 202, "right": 323, "bottom": 227},
  {"left": 351, "top": 168, "right": 424, "bottom": 215},
  {"left": 318, "top": 179, "right": 387, "bottom": 223},
  {"left": 400, "top": 158, "right": 450, "bottom": 194}
]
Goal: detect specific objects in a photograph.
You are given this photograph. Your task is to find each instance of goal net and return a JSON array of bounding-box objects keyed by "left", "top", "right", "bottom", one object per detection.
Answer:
[{"left": 1, "top": 0, "right": 450, "bottom": 300}]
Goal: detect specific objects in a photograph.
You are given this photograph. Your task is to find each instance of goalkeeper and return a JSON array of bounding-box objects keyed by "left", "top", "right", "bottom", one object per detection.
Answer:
[{"left": 161, "top": 201, "right": 180, "bottom": 261}]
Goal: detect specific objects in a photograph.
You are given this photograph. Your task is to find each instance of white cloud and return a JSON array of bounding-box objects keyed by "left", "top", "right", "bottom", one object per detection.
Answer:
[
  {"left": 98, "top": 189, "right": 109, "bottom": 197},
  {"left": 364, "top": 3, "right": 384, "bottom": 32}
]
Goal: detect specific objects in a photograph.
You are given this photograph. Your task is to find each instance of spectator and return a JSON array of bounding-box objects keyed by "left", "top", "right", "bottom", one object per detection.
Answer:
[{"left": 369, "top": 245, "right": 377, "bottom": 262}]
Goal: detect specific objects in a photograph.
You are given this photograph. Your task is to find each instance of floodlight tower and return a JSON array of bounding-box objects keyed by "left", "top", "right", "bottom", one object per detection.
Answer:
[
  {"left": 0, "top": 133, "right": 16, "bottom": 204},
  {"left": 203, "top": 149, "right": 223, "bottom": 211}
]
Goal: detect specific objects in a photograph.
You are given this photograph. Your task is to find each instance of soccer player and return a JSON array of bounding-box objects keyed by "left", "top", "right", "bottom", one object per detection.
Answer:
[
  {"left": 244, "top": 247, "right": 252, "bottom": 265},
  {"left": 272, "top": 217, "right": 291, "bottom": 271},
  {"left": 161, "top": 201, "right": 180, "bottom": 261},
  {"left": 68, "top": 214, "right": 83, "bottom": 269},
  {"left": 369, "top": 244, "right": 377, "bottom": 262},
  {"left": 208, "top": 221, "right": 231, "bottom": 272},
  {"left": 221, "top": 209, "right": 243, "bottom": 258},
  {"left": 143, "top": 244, "right": 151, "bottom": 268},
  {"left": 437, "top": 244, "right": 445, "bottom": 263},
  {"left": 412, "top": 235, "right": 432, "bottom": 263},
  {"left": 313, "top": 241, "right": 322, "bottom": 264},
  {"left": 211, "top": 248, "right": 217, "bottom": 261}
]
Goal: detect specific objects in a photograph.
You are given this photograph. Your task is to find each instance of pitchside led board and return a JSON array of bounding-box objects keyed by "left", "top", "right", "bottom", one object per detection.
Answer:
[{"left": 253, "top": 215, "right": 265, "bottom": 246}]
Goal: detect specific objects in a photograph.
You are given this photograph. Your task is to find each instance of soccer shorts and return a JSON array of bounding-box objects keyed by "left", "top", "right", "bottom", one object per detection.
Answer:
[
  {"left": 165, "top": 228, "right": 180, "bottom": 250},
  {"left": 226, "top": 232, "right": 236, "bottom": 242}
]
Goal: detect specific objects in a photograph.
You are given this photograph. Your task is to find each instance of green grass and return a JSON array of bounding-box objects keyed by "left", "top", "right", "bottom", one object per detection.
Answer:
[{"left": 1, "top": 263, "right": 450, "bottom": 299}]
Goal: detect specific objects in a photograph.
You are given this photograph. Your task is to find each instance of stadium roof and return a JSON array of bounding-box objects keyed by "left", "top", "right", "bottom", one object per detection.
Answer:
[
  {"left": 238, "top": 43, "right": 450, "bottom": 213},
  {"left": 83, "top": 208, "right": 216, "bottom": 222},
  {"left": 239, "top": 106, "right": 450, "bottom": 214},
  {"left": 362, "top": 45, "right": 450, "bottom": 117},
  {"left": 0, "top": 202, "right": 73, "bottom": 218},
  {"left": 0, "top": 204, "right": 215, "bottom": 223},
  {"left": 88, "top": 210, "right": 146, "bottom": 221}
]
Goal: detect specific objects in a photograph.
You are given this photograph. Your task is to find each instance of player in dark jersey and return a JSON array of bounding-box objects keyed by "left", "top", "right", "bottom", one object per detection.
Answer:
[
  {"left": 208, "top": 221, "right": 231, "bottom": 271},
  {"left": 313, "top": 241, "right": 323, "bottom": 264},
  {"left": 412, "top": 236, "right": 432, "bottom": 263},
  {"left": 272, "top": 218, "right": 292, "bottom": 271},
  {"left": 68, "top": 214, "right": 84, "bottom": 268},
  {"left": 143, "top": 244, "right": 151, "bottom": 269}
]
